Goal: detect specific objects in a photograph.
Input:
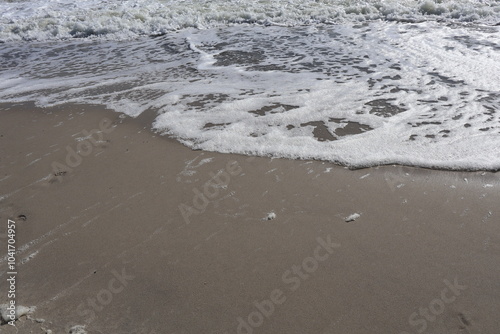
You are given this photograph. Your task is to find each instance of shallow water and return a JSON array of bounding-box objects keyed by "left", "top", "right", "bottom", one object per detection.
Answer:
[{"left": 0, "top": 1, "right": 499, "bottom": 171}]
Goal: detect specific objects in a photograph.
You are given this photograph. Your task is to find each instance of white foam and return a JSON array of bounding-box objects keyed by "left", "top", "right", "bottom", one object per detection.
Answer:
[
  {"left": 0, "top": 0, "right": 499, "bottom": 42},
  {"left": 0, "top": 21, "right": 499, "bottom": 171}
]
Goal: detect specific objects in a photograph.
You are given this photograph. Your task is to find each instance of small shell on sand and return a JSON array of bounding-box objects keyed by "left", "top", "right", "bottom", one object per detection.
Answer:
[
  {"left": 264, "top": 211, "right": 276, "bottom": 220},
  {"left": 345, "top": 213, "right": 361, "bottom": 222},
  {"left": 69, "top": 325, "right": 88, "bottom": 334},
  {"left": 0, "top": 304, "right": 35, "bottom": 323}
]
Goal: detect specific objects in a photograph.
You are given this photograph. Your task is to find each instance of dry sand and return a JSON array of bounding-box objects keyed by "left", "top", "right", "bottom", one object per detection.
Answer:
[{"left": 0, "top": 102, "right": 499, "bottom": 334}]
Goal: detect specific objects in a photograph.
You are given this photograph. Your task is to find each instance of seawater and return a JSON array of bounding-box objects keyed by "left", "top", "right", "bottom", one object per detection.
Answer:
[{"left": 0, "top": 0, "right": 499, "bottom": 170}]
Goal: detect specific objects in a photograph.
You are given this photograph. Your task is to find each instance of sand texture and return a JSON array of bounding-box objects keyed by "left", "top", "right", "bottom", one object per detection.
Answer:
[{"left": 1, "top": 103, "right": 499, "bottom": 334}]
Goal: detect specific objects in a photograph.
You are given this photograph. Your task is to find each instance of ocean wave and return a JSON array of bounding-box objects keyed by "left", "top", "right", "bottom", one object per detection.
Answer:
[
  {"left": 1, "top": 21, "right": 499, "bottom": 170},
  {"left": 0, "top": 0, "right": 499, "bottom": 42}
]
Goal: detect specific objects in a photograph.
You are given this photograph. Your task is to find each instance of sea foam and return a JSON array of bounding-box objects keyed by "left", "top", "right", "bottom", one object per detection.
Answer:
[
  {"left": 0, "top": 0, "right": 499, "bottom": 42},
  {"left": 0, "top": 9, "right": 499, "bottom": 171}
]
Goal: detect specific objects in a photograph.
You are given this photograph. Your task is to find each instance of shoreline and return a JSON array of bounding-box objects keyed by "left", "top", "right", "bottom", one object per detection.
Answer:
[{"left": 1, "top": 102, "right": 499, "bottom": 334}]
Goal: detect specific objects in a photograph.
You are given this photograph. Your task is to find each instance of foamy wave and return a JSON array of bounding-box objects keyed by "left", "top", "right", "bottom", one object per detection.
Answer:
[
  {"left": 0, "top": 0, "right": 499, "bottom": 42},
  {"left": 1, "top": 21, "right": 499, "bottom": 171}
]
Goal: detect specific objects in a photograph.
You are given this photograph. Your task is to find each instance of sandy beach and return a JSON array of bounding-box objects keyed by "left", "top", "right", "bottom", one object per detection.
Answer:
[{"left": 1, "top": 102, "right": 499, "bottom": 334}]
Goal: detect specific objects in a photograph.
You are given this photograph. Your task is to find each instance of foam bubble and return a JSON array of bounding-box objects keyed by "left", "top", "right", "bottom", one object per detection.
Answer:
[
  {"left": 0, "top": 21, "right": 499, "bottom": 171},
  {"left": 0, "top": 0, "right": 499, "bottom": 42}
]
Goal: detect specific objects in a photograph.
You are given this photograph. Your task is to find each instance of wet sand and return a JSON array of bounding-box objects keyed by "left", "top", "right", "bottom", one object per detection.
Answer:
[{"left": 0, "top": 102, "right": 499, "bottom": 334}]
